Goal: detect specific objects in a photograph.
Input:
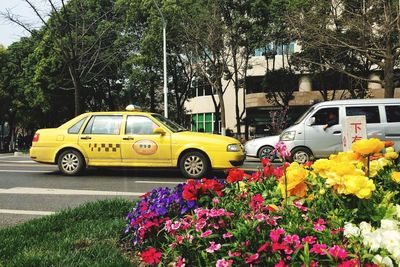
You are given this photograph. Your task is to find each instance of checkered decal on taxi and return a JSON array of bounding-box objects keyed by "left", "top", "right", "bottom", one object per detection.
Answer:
[{"left": 89, "top": 143, "right": 120, "bottom": 152}]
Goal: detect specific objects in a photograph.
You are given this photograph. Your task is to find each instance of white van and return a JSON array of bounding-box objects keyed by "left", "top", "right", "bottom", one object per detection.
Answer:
[{"left": 280, "top": 98, "right": 400, "bottom": 163}]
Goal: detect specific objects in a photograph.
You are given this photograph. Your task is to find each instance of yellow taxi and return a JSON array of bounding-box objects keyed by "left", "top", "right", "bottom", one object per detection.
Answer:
[{"left": 30, "top": 106, "right": 245, "bottom": 178}]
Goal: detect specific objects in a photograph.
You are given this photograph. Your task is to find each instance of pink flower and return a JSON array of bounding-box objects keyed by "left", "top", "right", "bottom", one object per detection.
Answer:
[
  {"left": 328, "top": 245, "right": 348, "bottom": 260},
  {"left": 195, "top": 219, "right": 207, "bottom": 232},
  {"left": 173, "top": 256, "right": 186, "bottom": 267},
  {"left": 176, "top": 235, "right": 184, "bottom": 244},
  {"left": 228, "top": 251, "right": 241, "bottom": 257},
  {"left": 209, "top": 208, "right": 226, "bottom": 217},
  {"left": 257, "top": 242, "right": 269, "bottom": 253},
  {"left": 206, "top": 241, "right": 221, "bottom": 253},
  {"left": 294, "top": 201, "right": 308, "bottom": 212},
  {"left": 171, "top": 221, "right": 181, "bottom": 230},
  {"left": 201, "top": 229, "right": 213, "bottom": 238},
  {"left": 274, "top": 141, "right": 291, "bottom": 159},
  {"left": 313, "top": 218, "right": 326, "bottom": 232},
  {"left": 275, "top": 259, "right": 288, "bottom": 267},
  {"left": 301, "top": 236, "right": 317, "bottom": 245},
  {"left": 310, "top": 244, "right": 327, "bottom": 255},
  {"left": 212, "top": 198, "right": 220, "bottom": 204},
  {"left": 283, "top": 234, "right": 301, "bottom": 248},
  {"left": 223, "top": 232, "right": 233, "bottom": 239},
  {"left": 270, "top": 228, "right": 285, "bottom": 243},
  {"left": 216, "top": 259, "right": 233, "bottom": 267},
  {"left": 245, "top": 253, "right": 259, "bottom": 264},
  {"left": 338, "top": 259, "right": 360, "bottom": 267},
  {"left": 302, "top": 261, "right": 319, "bottom": 267},
  {"left": 195, "top": 208, "right": 209, "bottom": 218}
]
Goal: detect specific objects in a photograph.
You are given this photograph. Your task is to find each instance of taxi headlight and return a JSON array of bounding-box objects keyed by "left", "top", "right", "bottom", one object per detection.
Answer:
[
  {"left": 280, "top": 131, "right": 296, "bottom": 141},
  {"left": 227, "top": 144, "right": 241, "bottom": 152}
]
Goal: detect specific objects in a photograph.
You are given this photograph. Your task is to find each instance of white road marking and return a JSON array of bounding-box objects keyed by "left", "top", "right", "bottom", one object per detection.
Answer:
[
  {"left": 0, "top": 209, "right": 55, "bottom": 216},
  {"left": 0, "top": 170, "right": 53, "bottom": 173},
  {"left": 0, "top": 187, "right": 145, "bottom": 196},
  {"left": 135, "top": 180, "right": 183, "bottom": 185}
]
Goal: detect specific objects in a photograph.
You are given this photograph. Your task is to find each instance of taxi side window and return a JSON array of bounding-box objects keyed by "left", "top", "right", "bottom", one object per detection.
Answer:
[
  {"left": 126, "top": 116, "right": 159, "bottom": 135},
  {"left": 83, "top": 115, "right": 123, "bottom": 135},
  {"left": 68, "top": 117, "right": 87, "bottom": 134}
]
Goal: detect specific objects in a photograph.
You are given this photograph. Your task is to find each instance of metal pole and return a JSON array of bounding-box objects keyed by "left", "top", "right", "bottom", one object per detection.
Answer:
[
  {"left": 152, "top": 0, "right": 168, "bottom": 118},
  {"left": 163, "top": 23, "right": 168, "bottom": 118}
]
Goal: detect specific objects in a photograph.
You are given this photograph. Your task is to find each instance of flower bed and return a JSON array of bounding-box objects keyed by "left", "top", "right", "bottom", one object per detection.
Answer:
[{"left": 123, "top": 139, "right": 400, "bottom": 266}]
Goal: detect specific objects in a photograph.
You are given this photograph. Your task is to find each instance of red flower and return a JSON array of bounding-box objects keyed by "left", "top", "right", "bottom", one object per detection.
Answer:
[
  {"left": 226, "top": 168, "right": 245, "bottom": 183},
  {"left": 338, "top": 259, "right": 360, "bottom": 267},
  {"left": 251, "top": 194, "right": 265, "bottom": 212},
  {"left": 200, "top": 178, "right": 224, "bottom": 196},
  {"left": 141, "top": 247, "right": 162, "bottom": 265},
  {"left": 257, "top": 242, "right": 269, "bottom": 253},
  {"left": 249, "top": 171, "right": 262, "bottom": 182},
  {"left": 182, "top": 179, "right": 200, "bottom": 201},
  {"left": 245, "top": 253, "right": 259, "bottom": 264}
]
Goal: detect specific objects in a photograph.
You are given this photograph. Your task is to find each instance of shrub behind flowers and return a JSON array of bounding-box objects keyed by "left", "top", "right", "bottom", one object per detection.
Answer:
[{"left": 123, "top": 139, "right": 399, "bottom": 266}]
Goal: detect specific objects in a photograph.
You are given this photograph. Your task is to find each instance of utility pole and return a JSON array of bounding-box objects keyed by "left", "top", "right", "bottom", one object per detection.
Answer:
[{"left": 152, "top": 0, "right": 168, "bottom": 118}]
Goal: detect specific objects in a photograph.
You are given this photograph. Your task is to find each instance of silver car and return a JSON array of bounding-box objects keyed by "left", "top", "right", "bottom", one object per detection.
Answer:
[{"left": 244, "top": 135, "right": 280, "bottom": 160}]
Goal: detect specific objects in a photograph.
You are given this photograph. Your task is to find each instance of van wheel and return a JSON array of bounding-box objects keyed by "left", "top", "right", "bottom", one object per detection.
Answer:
[
  {"left": 258, "top": 145, "right": 276, "bottom": 161},
  {"left": 291, "top": 147, "right": 313, "bottom": 164},
  {"left": 58, "top": 149, "right": 85, "bottom": 175},
  {"left": 179, "top": 151, "right": 210, "bottom": 179}
]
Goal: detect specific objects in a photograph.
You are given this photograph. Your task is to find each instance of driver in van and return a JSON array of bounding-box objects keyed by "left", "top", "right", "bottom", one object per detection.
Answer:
[{"left": 323, "top": 111, "right": 338, "bottom": 130}]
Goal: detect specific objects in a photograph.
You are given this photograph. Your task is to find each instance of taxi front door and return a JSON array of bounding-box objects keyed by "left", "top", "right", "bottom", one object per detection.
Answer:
[
  {"left": 120, "top": 115, "right": 172, "bottom": 166},
  {"left": 78, "top": 115, "right": 123, "bottom": 164}
]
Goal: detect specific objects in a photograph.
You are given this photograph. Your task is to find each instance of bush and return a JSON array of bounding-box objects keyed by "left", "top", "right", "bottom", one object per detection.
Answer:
[{"left": 123, "top": 139, "right": 400, "bottom": 266}]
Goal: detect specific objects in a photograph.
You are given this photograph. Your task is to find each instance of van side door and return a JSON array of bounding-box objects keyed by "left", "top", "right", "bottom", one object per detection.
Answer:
[{"left": 304, "top": 107, "right": 342, "bottom": 158}]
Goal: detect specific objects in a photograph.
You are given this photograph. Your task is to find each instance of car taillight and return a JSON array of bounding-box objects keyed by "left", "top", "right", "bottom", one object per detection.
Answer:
[{"left": 32, "top": 133, "right": 40, "bottom": 142}]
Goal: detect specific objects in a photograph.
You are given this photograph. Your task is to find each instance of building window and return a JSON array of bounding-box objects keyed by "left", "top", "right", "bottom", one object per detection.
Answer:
[
  {"left": 191, "top": 79, "right": 214, "bottom": 97},
  {"left": 191, "top": 113, "right": 215, "bottom": 133},
  {"left": 253, "top": 42, "right": 296, "bottom": 57}
]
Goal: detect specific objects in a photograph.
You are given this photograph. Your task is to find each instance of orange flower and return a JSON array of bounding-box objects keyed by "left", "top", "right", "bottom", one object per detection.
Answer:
[{"left": 384, "top": 140, "right": 394, "bottom": 147}]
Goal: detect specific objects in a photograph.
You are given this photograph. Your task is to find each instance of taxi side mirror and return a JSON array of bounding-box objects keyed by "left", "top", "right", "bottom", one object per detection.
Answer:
[{"left": 153, "top": 127, "right": 166, "bottom": 135}]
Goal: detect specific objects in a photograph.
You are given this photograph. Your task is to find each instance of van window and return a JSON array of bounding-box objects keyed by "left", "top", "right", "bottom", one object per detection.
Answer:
[
  {"left": 312, "top": 108, "right": 339, "bottom": 125},
  {"left": 346, "top": 106, "right": 380, "bottom": 123},
  {"left": 385, "top": 105, "right": 400, "bottom": 123}
]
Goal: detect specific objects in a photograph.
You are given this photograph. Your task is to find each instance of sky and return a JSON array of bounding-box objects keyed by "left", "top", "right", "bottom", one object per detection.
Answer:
[{"left": 0, "top": 0, "right": 48, "bottom": 47}]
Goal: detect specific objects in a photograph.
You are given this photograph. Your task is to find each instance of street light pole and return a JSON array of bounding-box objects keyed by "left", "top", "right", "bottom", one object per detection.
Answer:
[{"left": 152, "top": 0, "right": 168, "bottom": 118}]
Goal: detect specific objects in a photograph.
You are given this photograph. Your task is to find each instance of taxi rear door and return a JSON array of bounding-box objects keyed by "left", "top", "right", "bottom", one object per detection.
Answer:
[
  {"left": 120, "top": 115, "right": 172, "bottom": 166},
  {"left": 78, "top": 115, "right": 123, "bottom": 164}
]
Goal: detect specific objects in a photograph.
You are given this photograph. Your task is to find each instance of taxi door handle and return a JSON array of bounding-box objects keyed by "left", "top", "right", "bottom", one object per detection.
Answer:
[
  {"left": 123, "top": 137, "right": 134, "bottom": 140},
  {"left": 80, "top": 136, "right": 91, "bottom": 140}
]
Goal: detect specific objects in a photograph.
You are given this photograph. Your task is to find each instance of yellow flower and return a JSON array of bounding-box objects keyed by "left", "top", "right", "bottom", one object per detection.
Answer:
[
  {"left": 369, "top": 158, "right": 391, "bottom": 177},
  {"left": 352, "top": 138, "right": 385, "bottom": 155},
  {"left": 279, "top": 162, "right": 309, "bottom": 198},
  {"left": 238, "top": 181, "right": 247, "bottom": 192},
  {"left": 311, "top": 159, "right": 333, "bottom": 178},
  {"left": 384, "top": 147, "right": 399, "bottom": 160},
  {"left": 343, "top": 174, "right": 375, "bottom": 199},
  {"left": 391, "top": 171, "right": 400, "bottom": 183},
  {"left": 330, "top": 151, "right": 363, "bottom": 164}
]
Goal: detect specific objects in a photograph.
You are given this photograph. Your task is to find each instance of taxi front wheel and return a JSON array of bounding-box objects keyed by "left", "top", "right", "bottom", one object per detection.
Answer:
[
  {"left": 58, "top": 149, "right": 85, "bottom": 175},
  {"left": 179, "top": 151, "right": 210, "bottom": 179}
]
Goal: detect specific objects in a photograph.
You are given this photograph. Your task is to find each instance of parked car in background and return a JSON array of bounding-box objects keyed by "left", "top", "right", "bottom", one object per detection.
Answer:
[
  {"left": 30, "top": 106, "right": 245, "bottom": 178},
  {"left": 280, "top": 98, "right": 400, "bottom": 163},
  {"left": 244, "top": 135, "right": 280, "bottom": 161}
]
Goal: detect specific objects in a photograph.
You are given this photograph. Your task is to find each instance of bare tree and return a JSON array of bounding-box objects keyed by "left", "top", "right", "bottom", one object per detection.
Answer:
[{"left": 288, "top": 0, "right": 400, "bottom": 98}]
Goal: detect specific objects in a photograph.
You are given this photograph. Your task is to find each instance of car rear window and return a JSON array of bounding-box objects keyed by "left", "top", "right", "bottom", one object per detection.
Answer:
[
  {"left": 68, "top": 117, "right": 87, "bottom": 134},
  {"left": 385, "top": 105, "right": 400, "bottom": 123},
  {"left": 346, "top": 106, "right": 380, "bottom": 123}
]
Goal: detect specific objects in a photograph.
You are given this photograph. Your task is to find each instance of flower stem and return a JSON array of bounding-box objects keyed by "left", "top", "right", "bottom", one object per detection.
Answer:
[{"left": 367, "top": 155, "right": 370, "bottom": 178}]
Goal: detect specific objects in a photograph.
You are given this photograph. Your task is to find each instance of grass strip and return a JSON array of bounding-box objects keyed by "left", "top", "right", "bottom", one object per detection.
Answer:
[{"left": 0, "top": 198, "right": 137, "bottom": 267}]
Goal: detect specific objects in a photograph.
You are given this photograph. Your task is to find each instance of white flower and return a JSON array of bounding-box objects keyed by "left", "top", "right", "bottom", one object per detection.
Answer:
[
  {"left": 359, "top": 221, "right": 372, "bottom": 235},
  {"left": 381, "top": 230, "right": 400, "bottom": 254},
  {"left": 373, "top": 254, "right": 394, "bottom": 267},
  {"left": 381, "top": 219, "right": 399, "bottom": 231},
  {"left": 396, "top": 204, "right": 400, "bottom": 219},
  {"left": 363, "top": 231, "right": 382, "bottom": 252},
  {"left": 344, "top": 222, "right": 360, "bottom": 237}
]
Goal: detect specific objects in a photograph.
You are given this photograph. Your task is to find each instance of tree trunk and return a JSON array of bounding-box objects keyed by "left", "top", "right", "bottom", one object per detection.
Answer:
[
  {"left": 69, "top": 66, "right": 81, "bottom": 116},
  {"left": 384, "top": 41, "right": 395, "bottom": 98},
  {"left": 232, "top": 49, "right": 241, "bottom": 136}
]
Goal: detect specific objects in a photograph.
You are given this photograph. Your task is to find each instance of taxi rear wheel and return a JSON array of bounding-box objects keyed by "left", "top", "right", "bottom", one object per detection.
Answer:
[
  {"left": 179, "top": 151, "right": 210, "bottom": 179},
  {"left": 58, "top": 149, "right": 85, "bottom": 175}
]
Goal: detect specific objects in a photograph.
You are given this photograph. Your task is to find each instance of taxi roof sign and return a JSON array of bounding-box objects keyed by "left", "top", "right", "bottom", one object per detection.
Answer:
[{"left": 125, "top": 104, "right": 142, "bottom": 111}]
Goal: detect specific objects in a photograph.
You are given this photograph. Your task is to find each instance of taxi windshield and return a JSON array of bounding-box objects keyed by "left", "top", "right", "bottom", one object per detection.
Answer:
[{"left": 152, "top": 114, "right": 187, "bottom": 133}]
